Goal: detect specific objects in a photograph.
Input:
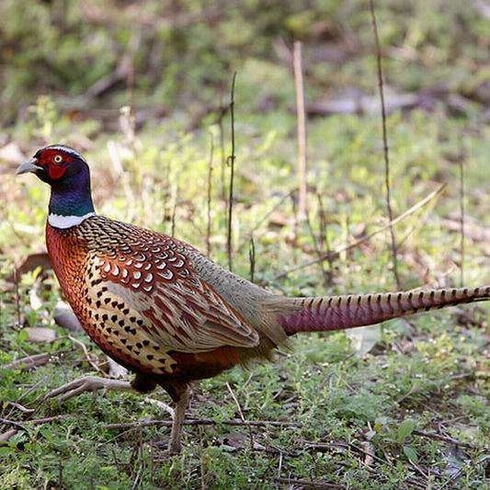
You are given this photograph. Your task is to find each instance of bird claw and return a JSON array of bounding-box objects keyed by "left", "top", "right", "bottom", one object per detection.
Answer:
[{"left": 45, "top": 376, "right": 132, "bottom": 402}]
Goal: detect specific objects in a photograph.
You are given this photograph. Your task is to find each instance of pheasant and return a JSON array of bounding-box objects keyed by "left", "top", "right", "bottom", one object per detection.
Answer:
[{"left": 17, "top": 144, "right": 490, "bottom": 454}]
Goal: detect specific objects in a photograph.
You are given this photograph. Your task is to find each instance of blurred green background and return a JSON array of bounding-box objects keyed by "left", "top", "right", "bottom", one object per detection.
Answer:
[{"left": 2, "top": 0, "right": 490, "bottom": 127}]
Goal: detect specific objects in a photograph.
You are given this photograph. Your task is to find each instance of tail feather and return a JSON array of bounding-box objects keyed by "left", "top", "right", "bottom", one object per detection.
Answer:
[{"left": 273, "top": 285, "right": 490, "bottom": 336}]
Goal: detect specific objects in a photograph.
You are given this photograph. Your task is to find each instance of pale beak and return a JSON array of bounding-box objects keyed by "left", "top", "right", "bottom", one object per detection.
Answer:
[{"left": 16, "top": 157, "right": 42, "bottom": 175}]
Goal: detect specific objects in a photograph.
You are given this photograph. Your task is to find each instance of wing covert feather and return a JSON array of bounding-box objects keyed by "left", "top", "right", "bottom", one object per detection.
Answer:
[{"left": 82, "top": 220, "right": 259, "bottom": 353}]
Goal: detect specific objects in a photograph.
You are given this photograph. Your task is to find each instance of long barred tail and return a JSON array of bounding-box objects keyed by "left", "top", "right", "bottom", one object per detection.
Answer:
[{"left": 276, "top": 285, "right": 490, "bottom": 336}]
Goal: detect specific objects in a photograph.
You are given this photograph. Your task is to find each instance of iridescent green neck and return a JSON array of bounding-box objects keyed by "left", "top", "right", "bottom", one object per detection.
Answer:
[{"left": 48, "top": 169, "right": 96, "bottom": 229}]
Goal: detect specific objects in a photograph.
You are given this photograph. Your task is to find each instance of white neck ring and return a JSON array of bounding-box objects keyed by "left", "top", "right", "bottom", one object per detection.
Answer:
[{"left": 48, "top": 212, "right": 96, "bottom": 229}]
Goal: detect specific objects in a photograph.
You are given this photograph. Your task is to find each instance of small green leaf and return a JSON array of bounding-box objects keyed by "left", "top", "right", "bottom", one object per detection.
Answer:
[
  {"left": 16, "top": 330, "right": 29, "bottom": 342},
  {"left": 403, "top": 445, "right": 418, "bottom": 463},
  {"left": 397, "top": 418, "right": 416, "bottom": 443},
  {"left": 0, "top": 446, "right": 14, "bottom": 456}
]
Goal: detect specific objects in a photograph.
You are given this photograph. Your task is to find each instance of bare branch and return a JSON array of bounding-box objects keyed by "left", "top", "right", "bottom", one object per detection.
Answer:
[
  {"left": 226, "top": 72, "right": 237, "bottom": 271},
  {"left": 293, "top": 41, "right": 308, "bottom": 221},
  {"left": 206, "top": 130, "right": 214, "bottom": 257},
  {"left": 369, "top": 0, "right": 400, "bottom": 288}
]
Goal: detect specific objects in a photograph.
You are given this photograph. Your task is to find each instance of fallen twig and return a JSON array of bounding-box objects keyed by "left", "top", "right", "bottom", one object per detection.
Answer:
[
  {"left": 0, "top": 418, "right": 25, "bottom": 430},
  {"left": 28, "top": 415, "right": 71, "bottom": 425},
  {"left": 6, "top": 401, "right": 35, "bottom": 414},
  {"left": 0, "top": 414, "right": 70, "bottom": 429},
  {"left": 0, "top": 429, "right": 18, "bottom": 442},
  {"left": 413, "top": 429, "right": 476, "bottom": 449},
  {"left": 275, "top": 477, "right": 344, "bottom": 489},
  {"left": 2, "top": 353, "right": 51, "bottom": 371},
  {"left": 104, "top": 418, "right": 302, "bottom": 430},
  {"left": 304, "top": 441, "right": 388, "bottom": 466}
]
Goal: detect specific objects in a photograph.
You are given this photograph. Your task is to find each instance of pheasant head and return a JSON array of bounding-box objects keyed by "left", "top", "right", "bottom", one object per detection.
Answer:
[{"left": 17, "top": 145, "right": 95, "bottom": 228}]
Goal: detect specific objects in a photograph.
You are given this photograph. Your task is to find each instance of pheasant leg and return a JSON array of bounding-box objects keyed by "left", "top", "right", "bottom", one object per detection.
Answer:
[
  {"left": 159, "top": 381, "right": 192, "bottom": 454},
  {"left": 167, "top": 385, "right": 191, "bottom": 454}
]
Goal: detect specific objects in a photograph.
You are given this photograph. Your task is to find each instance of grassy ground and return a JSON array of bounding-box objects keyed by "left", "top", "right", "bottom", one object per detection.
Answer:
[
  {"left": 1, "top": 2, "right": 490, "bottom": 489},
  {"left": 1, "top": 107, "right": 489, "bottom": 489}
]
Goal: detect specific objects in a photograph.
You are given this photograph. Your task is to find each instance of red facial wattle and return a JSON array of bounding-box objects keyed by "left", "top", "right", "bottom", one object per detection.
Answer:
[
  {"left": 47, "top": 164, "right": 67, "bottom": 180},
  {"left": 39, "top": 148, "right": 74, "bottom": 181}
]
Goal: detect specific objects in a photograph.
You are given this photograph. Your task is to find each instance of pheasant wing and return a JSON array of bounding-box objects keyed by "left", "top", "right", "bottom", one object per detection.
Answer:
[{"left": 86, "top": 232, "right": 259, "bottom": 354}]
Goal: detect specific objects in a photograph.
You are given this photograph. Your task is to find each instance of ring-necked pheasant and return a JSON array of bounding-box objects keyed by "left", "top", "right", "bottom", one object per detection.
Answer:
[{"left": 17, "top": 144, "right": 490, "bottom": 454}]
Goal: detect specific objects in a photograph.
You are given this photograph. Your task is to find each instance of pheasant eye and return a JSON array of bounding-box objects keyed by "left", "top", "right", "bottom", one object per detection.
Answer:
[{"left": 53, "top": 155, "right": 63, "bottom": 164}]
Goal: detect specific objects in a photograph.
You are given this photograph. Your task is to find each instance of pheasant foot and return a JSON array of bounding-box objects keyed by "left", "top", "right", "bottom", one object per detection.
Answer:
[{"left": 45, "top": 376, "right": 132, "bottom": 402}]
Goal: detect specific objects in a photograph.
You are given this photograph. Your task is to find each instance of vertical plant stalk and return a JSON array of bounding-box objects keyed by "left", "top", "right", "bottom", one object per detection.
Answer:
[
  {"left": 123, "top": 65, "right": 135, "bottom": 148},
  {"left": 226, "top": 72, "right": 237, "bottom": 272},
  {"left": 206, "top": 131, "right": 215, "bottom": 257},
  {"left": 169, "top": 168, "right": 180, "bottom": 239},
  {"left": 249, "top": 236, "right": 256, "bottom": 283},
  {"left": 293, "top": 41, "right": 308, "bottom": 221},
  {"left": 162, "top": 155, "right": 171, "bottom": 232},
  {"left": 305, "top": 211, "right": 330, "bottom": 288},
  {"left": 13, "top": 269, "right": 21, "bottom": 328},
  {"left": 458, "top": 135, "right": 466, "bottom": 286},
  {"left": 316, "top": 191, "right": 334, "bottom": 286},
  {"left": 218, "top": 91, "right": 227, "bottom": 202},
  {"left": 122, "top": 32, "right": 141, "bottom": 151},
  {"left": 107, "top": 141, "right": 137, "bottom": 221},
  {"left": 124, "top": 32, "right": 140, "bottom": 112},
  {"left": 126, "top": 57, "right": 134, "bottom": 111},
  {"left": 170, "top": 193, "right": 177, "bottom": 239},
  {"left": 226, "top": 382, "right": 254, "bottom": 452},
  {"left": 369, "top": 0, "right": 400, "bottom": 289}
]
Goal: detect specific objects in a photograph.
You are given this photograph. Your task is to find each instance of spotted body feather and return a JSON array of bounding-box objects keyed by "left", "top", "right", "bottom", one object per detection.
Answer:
[{"left": 47, "top": 216, "right": 259, "bottom": 379}]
